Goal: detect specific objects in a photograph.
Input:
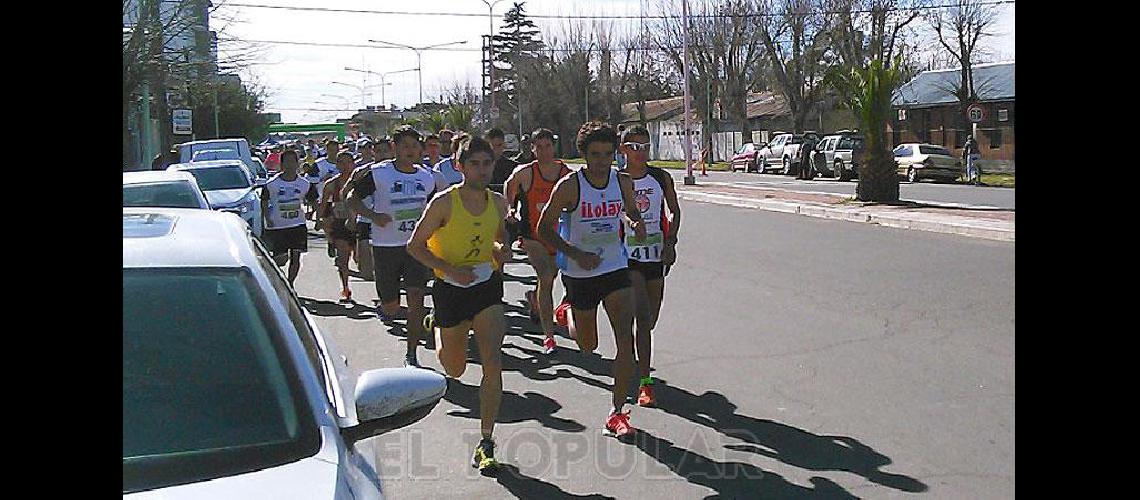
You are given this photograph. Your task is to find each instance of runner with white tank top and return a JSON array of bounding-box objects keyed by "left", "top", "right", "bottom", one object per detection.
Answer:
[{"left": 538, "top": 120, "right": 647, "bottom": 440}]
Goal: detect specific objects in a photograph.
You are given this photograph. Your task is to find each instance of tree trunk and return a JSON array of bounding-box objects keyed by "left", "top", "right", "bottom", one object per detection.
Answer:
[
  {"left": 856, "top": 124, "right": 900, "bottom": 203},
  {"left": 855, "top": 155, "right": 900, "bottom": 203}
]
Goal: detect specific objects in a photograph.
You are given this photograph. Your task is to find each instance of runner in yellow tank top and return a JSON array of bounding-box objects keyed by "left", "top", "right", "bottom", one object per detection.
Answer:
[{"left": 406, "top": 136, "right": 510, "bottom": 475}]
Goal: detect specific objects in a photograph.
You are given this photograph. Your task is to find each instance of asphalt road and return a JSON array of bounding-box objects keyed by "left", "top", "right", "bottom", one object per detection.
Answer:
[
  {"left": 294, "top": 200, "right": 1014, "bottom": 499},
  {"left": 671, "top": 170, "right": 1016, "bottom": 210}
]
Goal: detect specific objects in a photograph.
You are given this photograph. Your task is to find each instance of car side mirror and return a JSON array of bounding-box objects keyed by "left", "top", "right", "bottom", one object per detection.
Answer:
[
  {"left": 341, "top": 367, "right": 446, "bottom": 444},
  {"left": 254, "top": 178, "right": 268, "bottom": 188}
]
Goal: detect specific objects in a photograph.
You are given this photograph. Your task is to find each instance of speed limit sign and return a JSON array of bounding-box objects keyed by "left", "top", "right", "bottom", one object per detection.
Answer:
[{"left": 967, "top": 104, "right": 985, "bottom": 123}]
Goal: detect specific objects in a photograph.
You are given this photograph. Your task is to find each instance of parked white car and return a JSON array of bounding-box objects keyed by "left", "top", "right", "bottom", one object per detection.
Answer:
[
  {"left": 123, "top": 208, "right": 446, "bottom": 498},
  {"left": 892, "top": 143, "right": 963, "bottom": 183},
  {"left": 168, "top": 160, "right": 265, "bottom": 237},
  {"left": 123, "top": 170, "right": 211, "bottom": 209}
]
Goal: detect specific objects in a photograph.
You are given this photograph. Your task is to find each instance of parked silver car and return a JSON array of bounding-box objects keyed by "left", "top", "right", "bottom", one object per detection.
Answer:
[
  {"left": 123, "top": 208, "right": 446, "bottom": 498},
  {"left": 893, "top": 143, "right": 962, "bottom": 183},
  {"left": 123, "top": 170, "right": 211, "bottom": 209},
  {"left": 168, "top": 160, "right": 265, "bottom": 237}
]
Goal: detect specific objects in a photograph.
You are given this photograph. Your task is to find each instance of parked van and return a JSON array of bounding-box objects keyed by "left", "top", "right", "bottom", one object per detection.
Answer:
[{"left": 177, "top": 138, "right": 264, "bottom": 179}]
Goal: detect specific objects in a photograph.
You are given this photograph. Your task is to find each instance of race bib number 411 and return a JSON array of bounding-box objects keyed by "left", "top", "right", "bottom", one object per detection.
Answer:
[{"left": 627, "top": 232, "right": 664, "bottom": 261}]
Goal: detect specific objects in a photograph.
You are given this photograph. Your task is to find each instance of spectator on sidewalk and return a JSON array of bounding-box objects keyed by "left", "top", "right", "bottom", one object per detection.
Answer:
[{"left": 963, "top": 135, "right": 980, "bottom": 185}]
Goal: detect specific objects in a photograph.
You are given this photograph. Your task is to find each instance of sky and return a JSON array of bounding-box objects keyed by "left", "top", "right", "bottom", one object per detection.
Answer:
[{"left": 215, "top": 0, "right": 1015, "bottom": 124}]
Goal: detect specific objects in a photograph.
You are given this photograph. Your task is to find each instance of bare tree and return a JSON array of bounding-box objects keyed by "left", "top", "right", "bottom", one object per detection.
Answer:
[
  {"left": 653, "top": 0, "right": 768, "bottom": 161},
  {"left": 925, "top": 0, "right": 1000, "bottom": 113},
  {"left": 757, "top": 0, "right": 833, "bottom": 134}
]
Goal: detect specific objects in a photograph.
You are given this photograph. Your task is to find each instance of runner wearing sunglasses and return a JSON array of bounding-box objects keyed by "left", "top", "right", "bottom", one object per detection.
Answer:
[{"left": 618, "top": 125, "right": 681, "bottom": 408}]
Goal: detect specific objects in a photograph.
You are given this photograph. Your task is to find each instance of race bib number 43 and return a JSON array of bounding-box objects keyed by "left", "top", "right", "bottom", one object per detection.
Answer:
[{"left": 394, "top": 208, "right": 423, "bottom": 232}]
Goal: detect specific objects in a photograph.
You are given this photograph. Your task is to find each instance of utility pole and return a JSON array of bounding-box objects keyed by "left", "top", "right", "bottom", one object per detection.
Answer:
[{"left": 682, "top": 0, "right": 696, "bottom": 185}]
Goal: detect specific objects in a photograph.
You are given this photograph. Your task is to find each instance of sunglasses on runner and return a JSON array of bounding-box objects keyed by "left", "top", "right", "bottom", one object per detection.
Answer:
[{"left": 623, "top": 142, "right": 651, "bottom": 151}]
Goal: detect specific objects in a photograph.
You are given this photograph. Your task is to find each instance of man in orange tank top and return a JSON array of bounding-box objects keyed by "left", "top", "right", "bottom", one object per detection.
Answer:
[{"left": 504, "top": 128, "right": 572, "bottom": 355}]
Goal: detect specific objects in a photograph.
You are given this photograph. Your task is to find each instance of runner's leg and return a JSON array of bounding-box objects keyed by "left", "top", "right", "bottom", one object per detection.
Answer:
[
  {"left": 522, "top": 239, "right": 557, "bottom": 340},
  {"left": 471, "top": 304, "right": 506, "bottom": 439},
  {"left": 406, "top": 286, "right": 427, "bottom": 349},
  {"left": 601, "top": 286, "right": 636, "bottom": 411},
  {"left": 437, "top": 321, "right": 472, "bottom": 378},
  {"left": 334, "top": 238, "right": 353, "bottom": 297},
  {"left": 357, "top": 238, "right": 374, "bottom": 280},
  {"left": 570, "top": 306, "right": 599, "bottom": 353},
  {"left": 287, "top": 249, "right": 302, "bottom": 285}
]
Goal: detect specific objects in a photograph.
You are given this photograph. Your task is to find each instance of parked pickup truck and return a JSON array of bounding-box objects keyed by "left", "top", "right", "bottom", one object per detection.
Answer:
[
  {"left": 756, "top": 132, "right": 820, "bottom": 175},
  {"left": 810, "top": 131, "right": 865, "bottom": 181}
]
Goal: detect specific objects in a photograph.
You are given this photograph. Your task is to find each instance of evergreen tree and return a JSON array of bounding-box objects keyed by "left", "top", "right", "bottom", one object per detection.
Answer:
[{"left": 491, "top": 2, "right": 545, "bottom": 126}]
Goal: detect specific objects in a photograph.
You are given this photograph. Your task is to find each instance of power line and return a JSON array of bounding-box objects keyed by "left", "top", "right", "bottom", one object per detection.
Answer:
[
  {"left": 224, "top": 1, "right": 1013, "bottom": 19},
  {"left": 221, "top": 36, "right": 796, "bottom": 53}
]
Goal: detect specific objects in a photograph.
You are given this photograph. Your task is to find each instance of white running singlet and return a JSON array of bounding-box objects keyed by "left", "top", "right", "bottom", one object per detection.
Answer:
[
  {"left": 264, "top": 174, "right": 311, "bottom": 229},
  {"left": 556, "top": 169, "right": 628, "bottom": 278},
  {"left": 622, "top": 167, "right": 670, "bottom": 263},
  {"left": 368, "top": 160, "right": 438, "bottom": 247}
]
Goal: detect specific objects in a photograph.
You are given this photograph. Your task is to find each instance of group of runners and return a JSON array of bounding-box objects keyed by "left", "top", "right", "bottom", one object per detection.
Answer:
[{"left": 258, "top": 120, "right": 681, "bottom": 475}]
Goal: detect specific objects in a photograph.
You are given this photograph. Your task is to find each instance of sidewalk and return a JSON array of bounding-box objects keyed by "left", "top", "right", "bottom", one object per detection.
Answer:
[{"left": 677, "top": 181, "right": 1015, "bottom": 242}]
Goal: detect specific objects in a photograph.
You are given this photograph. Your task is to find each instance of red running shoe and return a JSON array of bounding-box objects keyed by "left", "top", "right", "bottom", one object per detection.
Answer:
[
  {"left": 603, "top": 410, "right": 635, "bottom": 439},
  {"left": 554, "top": 300, "right": 571, "bottom": 328}
]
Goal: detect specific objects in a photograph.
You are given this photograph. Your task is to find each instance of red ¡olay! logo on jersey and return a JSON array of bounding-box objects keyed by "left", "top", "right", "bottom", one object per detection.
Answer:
[{"left": 580, "top": 201, "right": 623, "bottom": 218}]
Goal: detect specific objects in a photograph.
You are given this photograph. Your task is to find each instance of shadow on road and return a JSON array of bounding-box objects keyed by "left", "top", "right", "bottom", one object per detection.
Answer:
[
  {"left": 635, "top": 430, "right": 857, "bottom": 499},
  {"left": 494, "top": 464, "right": 615, "bottom": 500},
  {"left": 650, "top": 385, "right": 927, "bottom": 494},
  {"left": 299, "top": 296, "right": 377, "bottom": 321},
  {"left": 443, "top": 379, "right": 586, "bottom": 433}
]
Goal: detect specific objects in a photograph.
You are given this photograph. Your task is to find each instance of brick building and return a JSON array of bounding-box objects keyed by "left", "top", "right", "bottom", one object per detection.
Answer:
[{"left": 890, "top": 62, "right": 1015, "bottom": 172}]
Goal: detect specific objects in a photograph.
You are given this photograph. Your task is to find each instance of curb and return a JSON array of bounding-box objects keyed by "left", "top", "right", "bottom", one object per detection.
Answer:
[{"left": 677, "top": 190, "right": 1014, "bottom": 242}]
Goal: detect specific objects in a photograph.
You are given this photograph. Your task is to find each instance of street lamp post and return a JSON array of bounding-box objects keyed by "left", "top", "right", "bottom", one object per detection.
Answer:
[
  {"left": 682, "top": 0, "right": 696, "bottom": 186},
  {"left": 367, "top": 39, "right": 468, "bottom": 106},
  {"left": 584, "top": 41, "right": 597, "bottom": 122},
  {"left": 330, "top": 81, "right": 383, "bottom": 108},
  {"left": 344, "top": 66, "right": 417, "bottom": 108},
  {"left": 480, "top": 0, "right": 508, "bottom": 123}
]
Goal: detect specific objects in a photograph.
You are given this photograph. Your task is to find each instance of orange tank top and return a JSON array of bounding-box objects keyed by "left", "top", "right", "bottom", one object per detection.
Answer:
[{"left": 520, "top": 161, "right": 570, "bottom": 247}]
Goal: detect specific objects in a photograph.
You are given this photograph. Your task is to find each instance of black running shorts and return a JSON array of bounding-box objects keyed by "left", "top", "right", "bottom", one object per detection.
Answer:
[
  {"left": 263, "top": 225, "right": 308, "bottom": 257},
  {"left": 355, "top": 221, "right": 372, "bottom": 240},
  {"left": 432, "top": 272, "right": 504, "bottom": 328},
  {"left": 372, "top": 245, "right": 431, "bottom": 303},
  {"left": 561, "top": 268, "right": 631, "bottom": 310},
  {"left": 627, "top": 260, "right": 669, "bottom": 281}
]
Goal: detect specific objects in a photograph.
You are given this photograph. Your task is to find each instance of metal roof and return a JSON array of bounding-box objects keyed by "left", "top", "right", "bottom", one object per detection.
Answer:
[
  {"left": 893, "top": 62, "right": 1014, "bottom": 107},
  {"left": 123, "top": 208, "right": 256, "bottom": 269}
]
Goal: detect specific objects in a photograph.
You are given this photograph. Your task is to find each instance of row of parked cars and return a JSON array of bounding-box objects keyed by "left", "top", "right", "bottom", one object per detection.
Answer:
[
  {"left": 124, "top": 138, "right": 447, "bottom": 498},
  {"left": 730, "top": 130, "right": 967, "bottom": 183}
]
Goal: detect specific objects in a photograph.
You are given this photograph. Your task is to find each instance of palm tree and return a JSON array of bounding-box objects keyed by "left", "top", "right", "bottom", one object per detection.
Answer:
[
  {"left": 443, "top": 104, "right": 475, "bottom": 133},
  {"left": 827, "top": 56, "right": 906, "bottom": 203}
]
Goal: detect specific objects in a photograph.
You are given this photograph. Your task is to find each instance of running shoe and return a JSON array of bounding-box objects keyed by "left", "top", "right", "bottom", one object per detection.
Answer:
[
  {"left": 339, "top": 288, "right": 352, "bottom": 303},
  {"left": 554, "top": 300, "right": 571, "bottom": 328},
  {"left": 637, "top": 384, "right": 657, "bottom": 407},
  {"left": 404, "top": 350, "right": 420, "bottom": 368},
  {"left": 603, "top": 410, "right": 635, "bottom": 439},
  {"left": 542, "top": 336, "right": 557, "bottom": 355},
  {"left": 525, "top": 289, "right": 540, "bottom": 324},
  {"left": 423, "top": 312, "right": 435, "bottom": 333},
  {"left": 471, "top": 438, "right": 499, "bottom": 475}
]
